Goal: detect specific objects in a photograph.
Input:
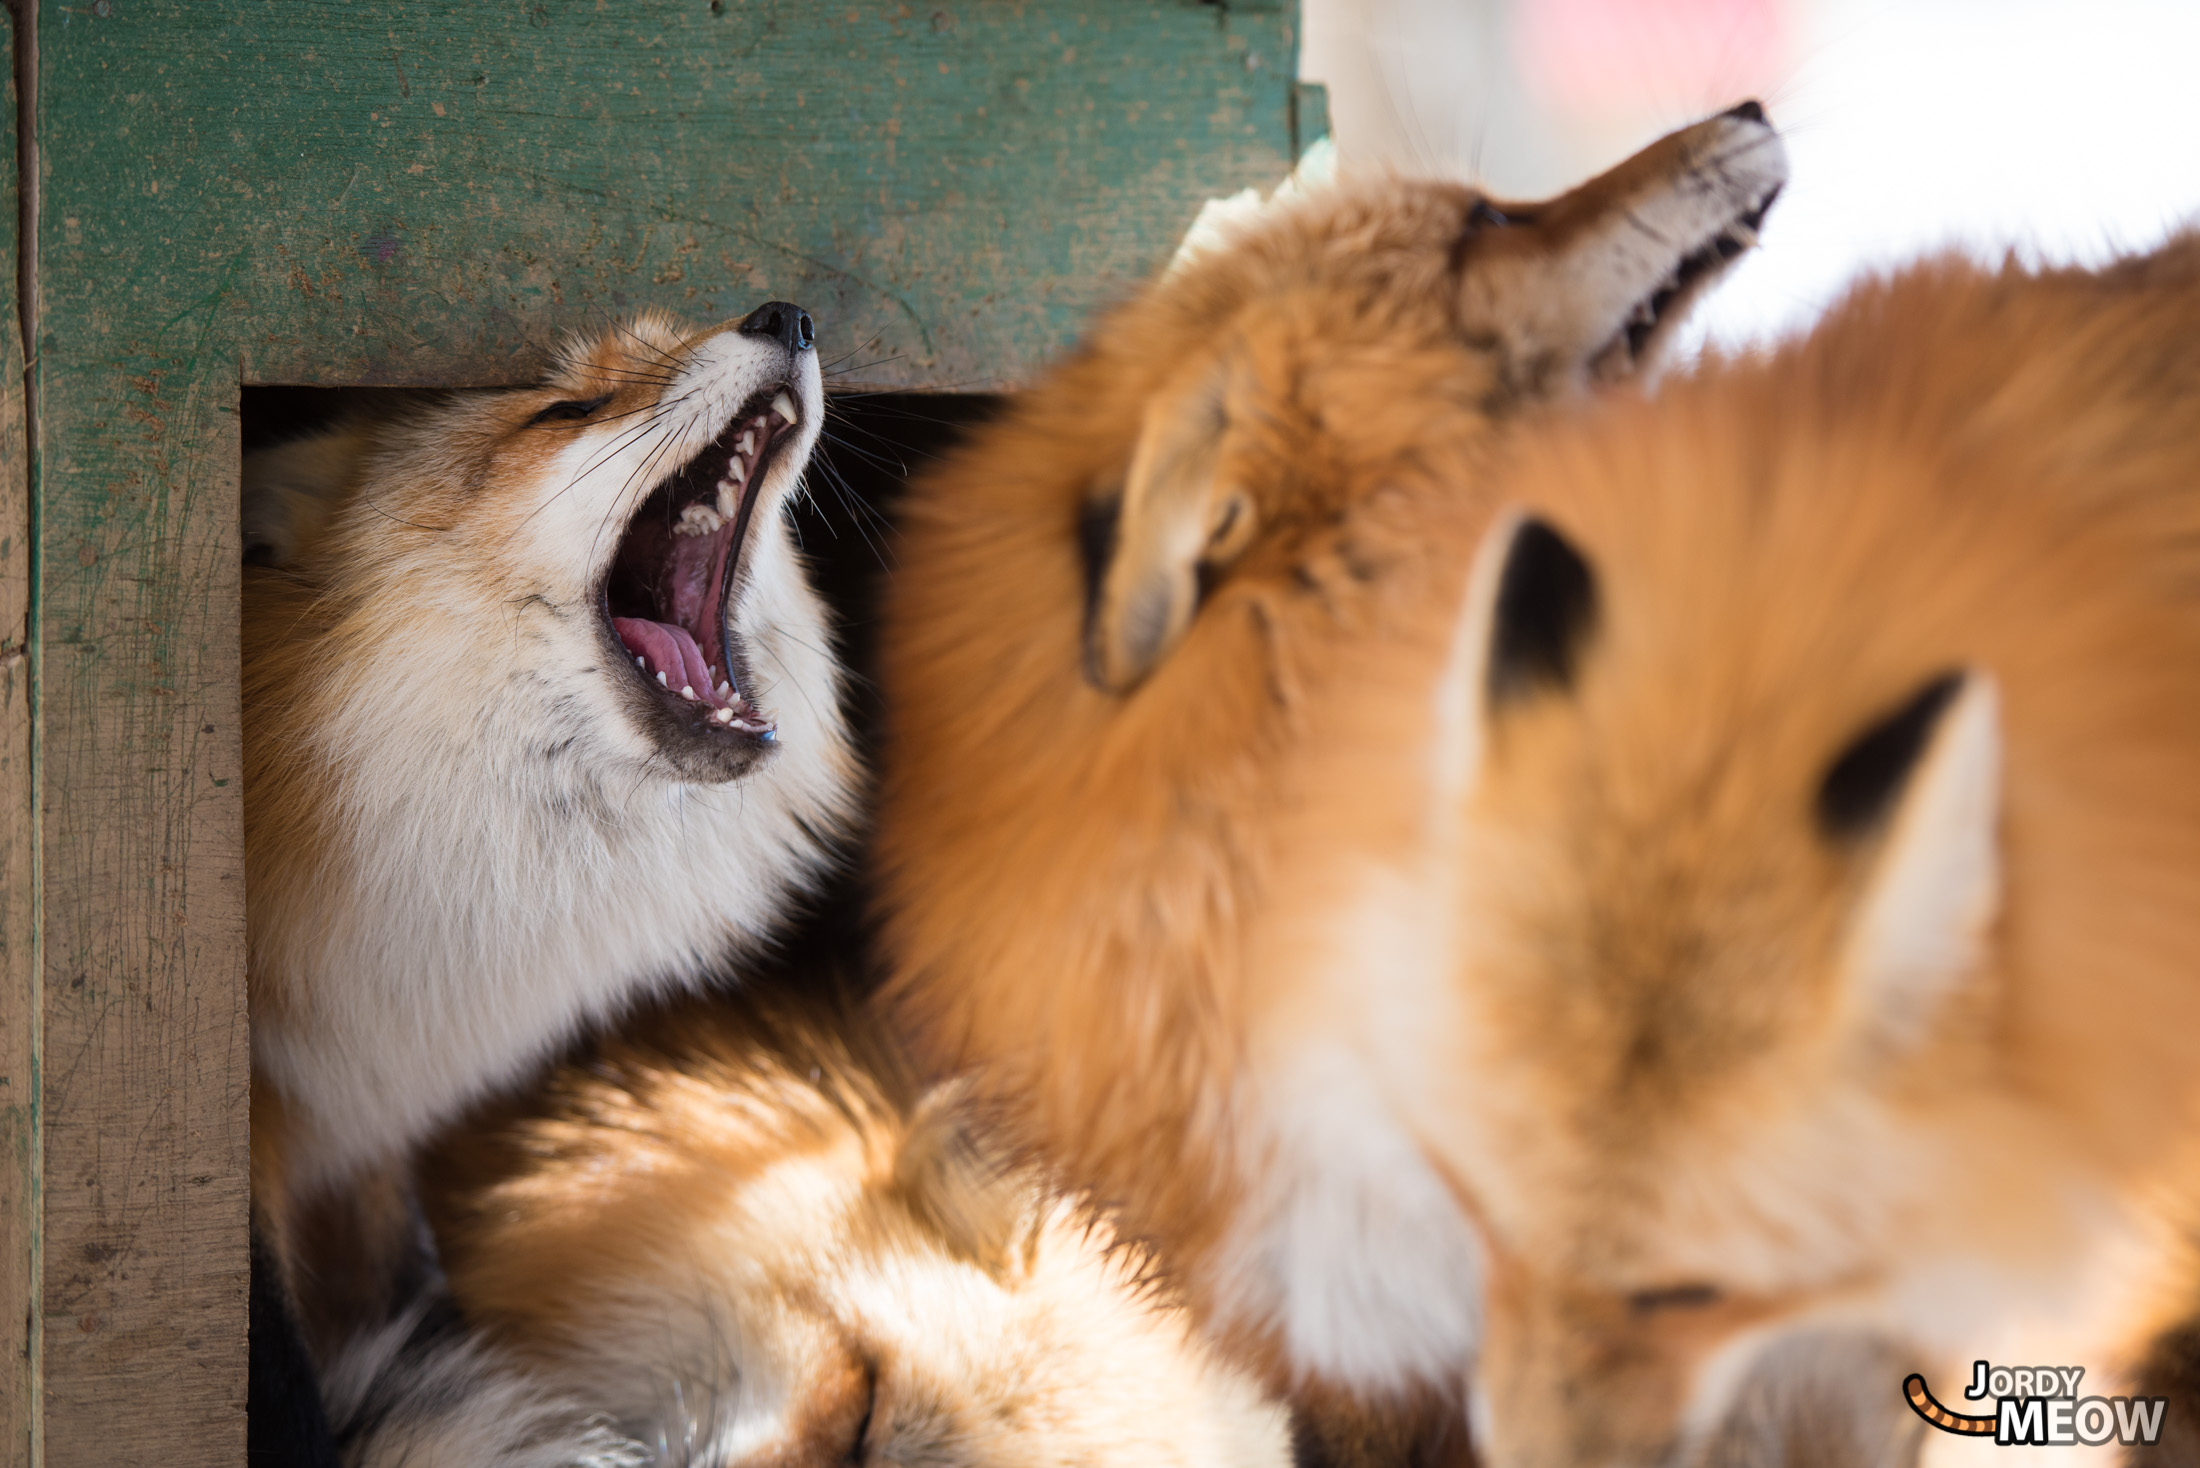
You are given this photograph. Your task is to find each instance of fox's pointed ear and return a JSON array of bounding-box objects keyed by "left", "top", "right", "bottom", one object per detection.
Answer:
[
  {"left": 1432, "top": 510, "right": 1599, "bottom": 798},
  {"left": 242, "top": 425, "right": 364, "bottom": 567},
  {"left": 891, "top": 1084, "right": 1030, "bottom": 1279},
  {"left": 1084, "top": 362, "right": 1256, "bottom": 694},
  {"left": 1485, "top": 515, "right": 1598, "bottom": 707},
  {"left": 1829, "top": 671, "right": 2003, "bottom": 1038}
]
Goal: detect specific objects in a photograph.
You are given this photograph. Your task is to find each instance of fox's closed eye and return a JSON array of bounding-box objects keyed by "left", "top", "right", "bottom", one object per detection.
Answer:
[
  {"left": 1627, "top": 1283, "right": 1722, "bottom": 1314},
  {"left": 527, "top": 393, "right": 613, "bottom": 427}
]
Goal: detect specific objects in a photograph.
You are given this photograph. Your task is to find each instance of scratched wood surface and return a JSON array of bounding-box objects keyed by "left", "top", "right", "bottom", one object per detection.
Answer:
[
  {"left": 0, "top": 14, "right": 32, "bottom": 1468},
  {"left": 28, "top": 1, "right": 1298, "bottom": 1459},
  {"left": 69, "top": 0, "right": 1304, "bottom": 392}
]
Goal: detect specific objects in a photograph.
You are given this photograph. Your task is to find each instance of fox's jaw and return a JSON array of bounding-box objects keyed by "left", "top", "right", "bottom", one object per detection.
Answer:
[
  {"left": 1455, "top": 103, "right": 1785, "bottom": 392},
  {"left": 246, "top": 318, "right": 854, "bottom": 1189}
]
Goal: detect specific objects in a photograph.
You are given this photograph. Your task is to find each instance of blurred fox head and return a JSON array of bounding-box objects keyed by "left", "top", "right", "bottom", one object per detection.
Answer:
[
  {"left": 878, "top": 107, "right": 1786, "bottom": 1392},
  {"left": 1284, "top": 242, "right": 2200, "bottom": 1464},
  {"left": 389, "top": 991, "right": 1291, "bottom": 1468}
]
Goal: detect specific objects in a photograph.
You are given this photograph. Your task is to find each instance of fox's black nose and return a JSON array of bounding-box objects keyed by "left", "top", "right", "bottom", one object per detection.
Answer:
[
  {"left": 1722, "top": 99, "right": 1767, "bottom": 124},
  {"left": 741, "top": 301, "right": 814, "bottom": 354}
]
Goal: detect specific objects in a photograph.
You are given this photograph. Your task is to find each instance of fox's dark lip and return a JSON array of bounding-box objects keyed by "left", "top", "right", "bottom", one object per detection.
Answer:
[
  {"left": 597, "top": 381, "right": 801, "bottom": 748},
  {"left": 1612, "top": 183, "right": 1782, "bottom": 368}
]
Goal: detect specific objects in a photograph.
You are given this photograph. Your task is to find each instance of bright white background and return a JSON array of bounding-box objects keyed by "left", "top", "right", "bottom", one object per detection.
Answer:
[{"left": 1301, "top": 0, "right": 2200, "bottom": 352}]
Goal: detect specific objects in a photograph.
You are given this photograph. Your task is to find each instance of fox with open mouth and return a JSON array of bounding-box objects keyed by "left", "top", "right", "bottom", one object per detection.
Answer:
[{"left": 242, "top": 303, "right": 855, "bottom": 1314}]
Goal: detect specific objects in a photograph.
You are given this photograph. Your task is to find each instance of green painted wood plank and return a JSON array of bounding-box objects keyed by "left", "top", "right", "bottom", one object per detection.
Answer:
[
  {"left": 37, "top": 67, "right": 251, "bottom": 1468},
  {"left": 30, "top": 1, "right": 1297, "bottom": 1455},
  {"left": 0, "top": 11, "right": 36, "bottom": 1467},
  {"left": 56, "top": 0, "right": 1300, "bottom": 390}
]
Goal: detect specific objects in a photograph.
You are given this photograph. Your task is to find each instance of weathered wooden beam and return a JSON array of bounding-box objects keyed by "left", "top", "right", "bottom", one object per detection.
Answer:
[
  {"left": 0, "top": 9, "right": 35, "bottom": 1466},
  {"left": 38, "top": 6, "right": 252, "bottom": 1447},
  {"left": 72, "top": 0, "right": 1306, "bottom": 392}
]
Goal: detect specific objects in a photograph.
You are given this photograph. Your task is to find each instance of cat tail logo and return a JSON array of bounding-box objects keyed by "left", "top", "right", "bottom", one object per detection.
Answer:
[
  {"left": 1904, "top": 1375, "right": 1996, "bottom": 1436},
  {"left": 1905, "top": 1366, "right": 2169, "bottom": 1447}
]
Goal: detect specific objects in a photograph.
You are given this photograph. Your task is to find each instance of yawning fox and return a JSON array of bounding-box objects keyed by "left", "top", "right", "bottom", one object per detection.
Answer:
[{"left": 244, "top": 306, "right": 855, "bottom": 1316}]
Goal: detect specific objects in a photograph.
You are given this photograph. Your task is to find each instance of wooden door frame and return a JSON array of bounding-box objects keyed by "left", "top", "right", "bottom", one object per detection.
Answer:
[{"left": 0, "top": 2, "right": 1310, "bottom": 1459}]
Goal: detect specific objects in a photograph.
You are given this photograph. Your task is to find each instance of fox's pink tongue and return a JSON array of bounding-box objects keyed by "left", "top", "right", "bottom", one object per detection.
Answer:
[{"left": 612, "top": 617, "right": 724, "bottom": 706}]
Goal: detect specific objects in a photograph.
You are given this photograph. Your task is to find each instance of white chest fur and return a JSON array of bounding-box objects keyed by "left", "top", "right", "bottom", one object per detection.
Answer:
[{"left": 253, "top": 509, "right": 852, "bottom": 1188}]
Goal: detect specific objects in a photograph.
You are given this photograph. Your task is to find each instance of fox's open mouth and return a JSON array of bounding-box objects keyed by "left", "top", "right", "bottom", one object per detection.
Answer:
[
  {"left": 601, "top": 385, "right": 799, "bottom": 740},
  {"left": 1601, "top": 182, "right": 1782, "bottom": 376}
]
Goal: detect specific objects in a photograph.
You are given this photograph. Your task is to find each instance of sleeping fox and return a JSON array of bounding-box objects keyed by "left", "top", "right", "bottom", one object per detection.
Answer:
[
  {"left": 1307, "top": 235, "right": 2200, "bottom": 1464},
  {"left": 322, "top": 987, "right": 1292, "bottom": 1468},
  {"left": 872, "top": 104, "right": 1787, "bottom": 1405},
  {"left": 243, "top": 305, "right": 855, "bottom": 1316}
]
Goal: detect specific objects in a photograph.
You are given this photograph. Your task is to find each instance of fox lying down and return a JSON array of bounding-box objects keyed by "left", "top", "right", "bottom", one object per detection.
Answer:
[
  {"left": 243, "top": 305, "right": 854, "bottom": 1302},
  {"left": 1352, "top": 235, "right": 2200, "bottom": 1466},
  {"left": 873, "top": 104, "right": 1787, "bottom": 1404},
  {"left": 329, "top": 988, "right": 1292, "bottom": 1468}
]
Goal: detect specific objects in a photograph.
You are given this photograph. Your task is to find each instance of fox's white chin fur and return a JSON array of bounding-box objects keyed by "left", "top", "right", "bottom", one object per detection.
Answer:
[{"left": 248, "top": 324, "right": 854, "bottom": 1190}]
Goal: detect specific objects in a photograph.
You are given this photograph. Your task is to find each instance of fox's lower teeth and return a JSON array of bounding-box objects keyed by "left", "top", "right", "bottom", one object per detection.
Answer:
[
  {"left": 607, "top": 393, "right": 799, "bottom": 739},
  {"left": 675, "top": 503, "right": 725, "bottom": 537}
]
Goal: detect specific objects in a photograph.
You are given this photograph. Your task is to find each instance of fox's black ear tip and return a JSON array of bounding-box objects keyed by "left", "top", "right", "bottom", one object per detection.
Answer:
[
  {"left": 1815, "top": 670, "right": 1969, "bottom": 841},
  {"left": 1487, "top": 516, "right": 1598, "bottom": 706}
]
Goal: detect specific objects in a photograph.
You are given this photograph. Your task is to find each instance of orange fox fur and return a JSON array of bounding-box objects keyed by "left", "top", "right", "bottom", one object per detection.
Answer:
[
  {"left": 873, "top": 108, "right": 1786, "bottom": 1396},
  {"left": 329, "top": 988, "right": 1291, "bottom": 1468},
  {"left": 1287, "top": 237, "right": 2200, "bottom": 1465}
]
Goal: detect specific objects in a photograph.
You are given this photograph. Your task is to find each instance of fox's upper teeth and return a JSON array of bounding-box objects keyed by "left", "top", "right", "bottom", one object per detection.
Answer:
[
  {"left": 738, "top": 431, "right": 755, "bottom": 455},
  {"left": 770, "top": 391, "right": 797, "bottom": 424},
  {"left": 1725, "top": 219, "right": 1759, "bottom": 250},
  {"left": 728, "top": 458, "right": 746, "bottom": 485}
]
